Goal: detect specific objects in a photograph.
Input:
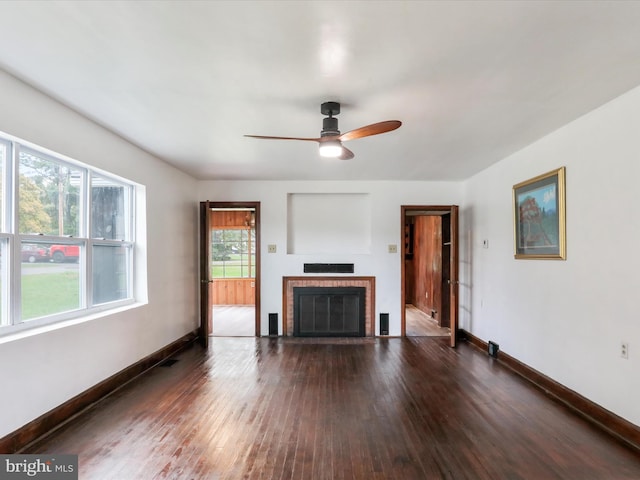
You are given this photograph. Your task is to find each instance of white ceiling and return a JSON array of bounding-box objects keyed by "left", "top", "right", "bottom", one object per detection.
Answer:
[{"left": 1, "top": 1, "right": 640, "bottom": 181}]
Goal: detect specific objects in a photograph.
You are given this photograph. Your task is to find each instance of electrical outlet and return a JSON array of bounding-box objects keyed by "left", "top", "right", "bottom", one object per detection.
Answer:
[
  {"left": 621, "top": 342, "right": 629, "bottom": 359},
  {"left": 267, "top": 244, "right": 277, "bottom": 253},
  {"left": 388, "top": 244, "right": 398, "bottom": 253}
]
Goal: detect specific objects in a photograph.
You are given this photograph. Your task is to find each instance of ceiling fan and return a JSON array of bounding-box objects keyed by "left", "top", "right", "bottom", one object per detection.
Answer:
[{"left": 244, "top": 101, "right": 401, "bottom": 160}]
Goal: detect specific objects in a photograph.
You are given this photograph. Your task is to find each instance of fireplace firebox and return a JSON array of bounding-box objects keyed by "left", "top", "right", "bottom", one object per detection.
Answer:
[{"left": 293, "top": 287, "right": 366, "bottom": 337}]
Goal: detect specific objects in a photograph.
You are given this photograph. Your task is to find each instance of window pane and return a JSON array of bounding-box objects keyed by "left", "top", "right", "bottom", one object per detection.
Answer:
[
  {"left": 93, "top": 244, "right": 130, "bottom": 305},
  {"left": 92, "top": 174, "right": 129, "bottom": 240},
  {"left": 0, "top": 142, "right": 6, "bottom": 232},
  {"left": 211, "top": 228, "right": 255, "bottom": 279},
  {"left": 21, "top": 241, "right": 80, "bottom": 321},
  {"left": 19, "top": 149, "right": 81, "bottom": 237},
  {"left": 0, "top": 239, "right": 8, "bottom": 326}
]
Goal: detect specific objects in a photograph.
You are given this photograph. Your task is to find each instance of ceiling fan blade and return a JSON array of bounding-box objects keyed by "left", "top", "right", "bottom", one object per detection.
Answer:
[
  {"left": 244, "top": 134, "right": 320, "bottom": 142},
  {"left": 339, "top": 146, "right": 355, "bottom": 160},
  {"left": 339, "top": 120, "right": 402, "bottom": 142}
]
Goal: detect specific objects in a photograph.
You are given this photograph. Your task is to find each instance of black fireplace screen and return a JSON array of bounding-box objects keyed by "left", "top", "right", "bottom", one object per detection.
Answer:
[{"left": 293, "top": 287, "right": 366, "bottom": 337}]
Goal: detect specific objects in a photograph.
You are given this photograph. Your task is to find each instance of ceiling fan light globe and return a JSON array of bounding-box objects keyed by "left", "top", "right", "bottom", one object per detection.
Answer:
[{"left": 319, "top": 141, "right": 342, "bottom": 158}]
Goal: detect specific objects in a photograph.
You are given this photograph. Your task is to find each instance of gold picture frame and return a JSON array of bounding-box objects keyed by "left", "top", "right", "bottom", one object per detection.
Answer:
[{"left": 513, "top": 167, "right": 566, "bottom": 260}]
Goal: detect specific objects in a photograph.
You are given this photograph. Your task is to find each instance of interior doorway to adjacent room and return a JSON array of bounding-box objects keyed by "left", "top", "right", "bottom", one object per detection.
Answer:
[
  {"left": 401, "top": 206, "right": 459, "bottom": 346},
  {"left": 199, "top": 202, "right": 260, "bottom": 342}
]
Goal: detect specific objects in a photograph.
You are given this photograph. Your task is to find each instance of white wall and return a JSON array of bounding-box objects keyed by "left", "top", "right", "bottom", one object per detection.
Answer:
[
  {"left": 198, "top": 180, "right": 462, "bottom": 336},
  {"left": 0, "top": 71, "right": 199, "bottom": 437},
  {"left": 461, "top": 85, "right": 640, "bottom": 427}
]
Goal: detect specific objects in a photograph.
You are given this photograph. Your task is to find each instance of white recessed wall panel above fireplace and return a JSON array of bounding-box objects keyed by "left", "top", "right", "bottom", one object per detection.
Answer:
[{"left": 287, "top": 193, "right": 371, "bottom": 254}]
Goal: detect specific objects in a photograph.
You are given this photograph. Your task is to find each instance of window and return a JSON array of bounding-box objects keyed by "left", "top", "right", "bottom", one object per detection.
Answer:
[
  {"left": 0, "top": 140, "right": 6, "bottom": 230},
  {"left": 92, "top": 244, "right": 130, "bottom": 305},
  {"left": 0, "top": 141, "right": 8, "bottom": 326},
  {"left": 90, "top": 174, "right": 133, "bottom": 306},
  {"left": 91, "top": 174, "right": 130, "bottom": 241},
  {"left": 0, "top": 132, "right": 137, "bottom": 334},
  {"left": 212, "top": 228, "right": 255, "bottom": 278},
  {"left": 19, "top": 148, "right": 82, "bottom": 237},
  {"left": 20, "top": 240, "right": 80, "bottom": 321},
  {"left": 0, "top": 238, "right": 7, "bottom": 326}
]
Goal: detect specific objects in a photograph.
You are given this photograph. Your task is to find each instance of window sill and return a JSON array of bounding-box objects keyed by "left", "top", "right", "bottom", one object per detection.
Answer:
[{"left": 0, "top": 301, "right": 146, "bottom": 345}]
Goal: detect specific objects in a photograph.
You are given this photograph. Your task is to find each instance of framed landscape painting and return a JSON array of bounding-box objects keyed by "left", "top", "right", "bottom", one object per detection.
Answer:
[{"left": 513, "top": 167, "right": 566, "bottom": 260}]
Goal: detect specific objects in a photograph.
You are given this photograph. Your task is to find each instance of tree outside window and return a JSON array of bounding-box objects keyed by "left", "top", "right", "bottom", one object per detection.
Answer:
[{"left": 18, "top": 149, "right": 80, "bottom": 237}]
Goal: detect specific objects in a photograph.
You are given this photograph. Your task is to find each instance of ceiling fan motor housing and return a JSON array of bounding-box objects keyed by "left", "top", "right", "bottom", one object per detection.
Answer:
[
  {"left": 321, "top": 101, "right": 341, "bottom": 136},
  {"left": 321, "top": 116, "right": 340, "bottom": 136}
]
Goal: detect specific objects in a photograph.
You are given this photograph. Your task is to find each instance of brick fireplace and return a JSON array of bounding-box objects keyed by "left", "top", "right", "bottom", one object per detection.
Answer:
[{"left": 283, "top": 276, "right": 375, "bottom": 336}]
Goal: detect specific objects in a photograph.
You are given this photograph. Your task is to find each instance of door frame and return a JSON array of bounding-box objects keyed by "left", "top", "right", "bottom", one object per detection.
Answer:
[
  {"left": 199, "top": 201, "right": 261, "bottom": 343},
  {"left": 401, "top": 205, "right": 459, "bottom": 346}
]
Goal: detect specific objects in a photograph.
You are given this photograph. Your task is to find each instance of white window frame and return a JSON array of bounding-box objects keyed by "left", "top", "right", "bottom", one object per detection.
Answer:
[{"left": 0, "top": 131, "right": 137, "bottom": 335}]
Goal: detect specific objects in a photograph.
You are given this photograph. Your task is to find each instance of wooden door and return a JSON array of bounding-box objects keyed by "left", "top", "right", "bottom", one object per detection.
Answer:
[
  {"left": 199, "top": 201, "right": 212, "bottom": 347},
  {"left": 448, "top": 206, "right": 459, "bottom": 347}
]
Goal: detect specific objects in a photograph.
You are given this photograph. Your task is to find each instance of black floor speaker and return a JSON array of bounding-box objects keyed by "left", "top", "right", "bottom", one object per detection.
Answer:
[
  {"left": 380, "top": 313, "right": 389, "bottom": 336},
  {"left": 268, "top": 313, "right": 278, "bottom": 336}
]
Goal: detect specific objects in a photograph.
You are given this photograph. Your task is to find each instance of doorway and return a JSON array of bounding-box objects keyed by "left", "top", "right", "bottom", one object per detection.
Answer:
[
  {"left": 401, "top": 206, "right": 459, "bottom": 346},
  {"left": 199, "top": 202, "right": 260, "bottom": 344}
]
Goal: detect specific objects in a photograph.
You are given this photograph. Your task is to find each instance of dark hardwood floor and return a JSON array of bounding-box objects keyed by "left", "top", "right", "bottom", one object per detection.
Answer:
[{"left": 27, "top": 337, "right": 640, "bottom": 479}]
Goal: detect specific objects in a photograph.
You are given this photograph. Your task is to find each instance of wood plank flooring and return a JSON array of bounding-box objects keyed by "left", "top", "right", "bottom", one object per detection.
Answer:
[
  {"left": 27, "top": 337, "right": 640, "bottom": 479},
  {"left": 405, "top": 304, "right": 451, "bottom": 337}
]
